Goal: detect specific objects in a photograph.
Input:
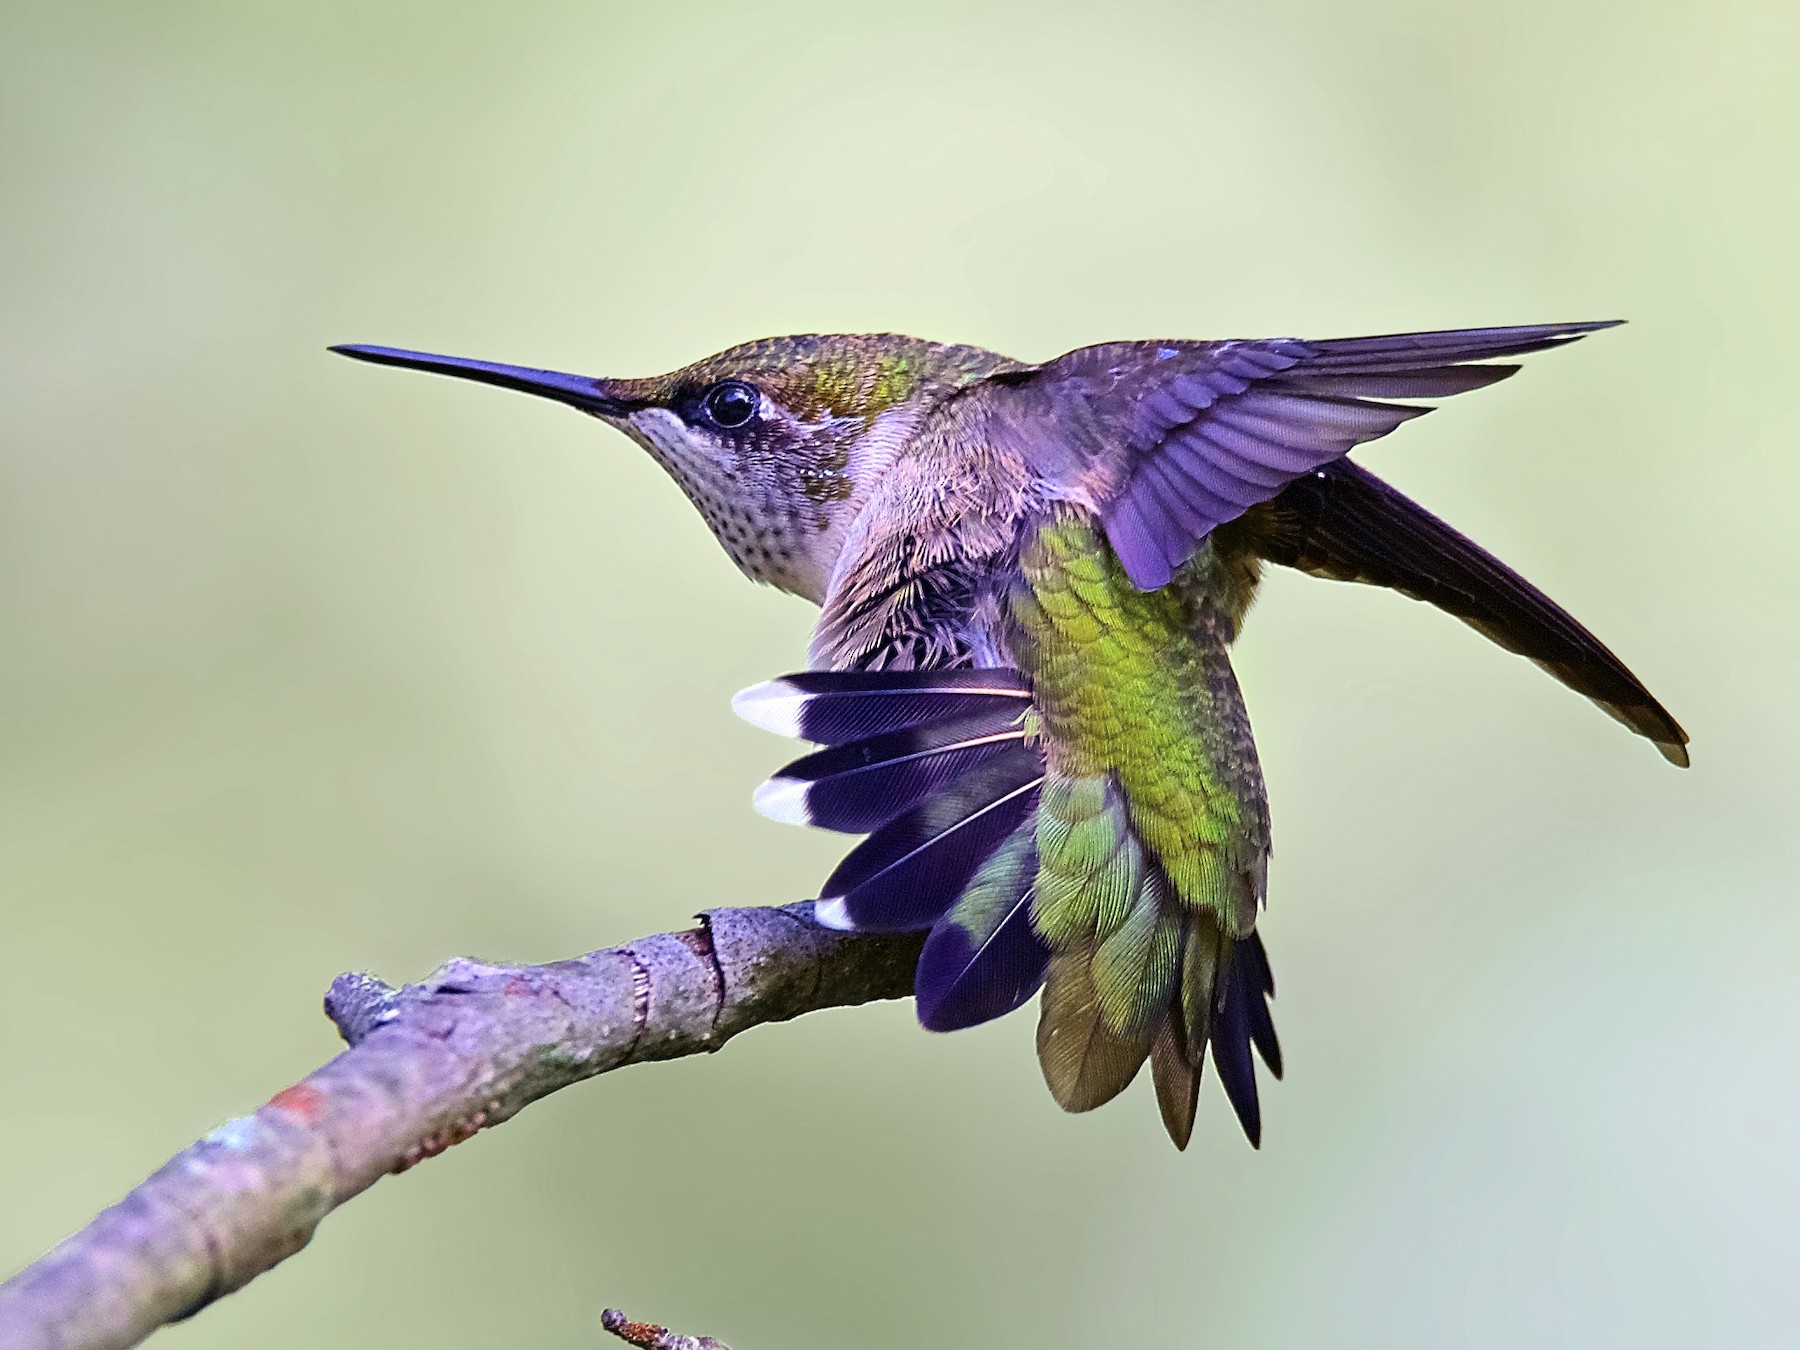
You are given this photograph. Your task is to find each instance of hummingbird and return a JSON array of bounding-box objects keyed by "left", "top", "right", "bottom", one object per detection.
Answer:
[{"left": 332, "top": 322, "right": 1687, "bottom": 1149}]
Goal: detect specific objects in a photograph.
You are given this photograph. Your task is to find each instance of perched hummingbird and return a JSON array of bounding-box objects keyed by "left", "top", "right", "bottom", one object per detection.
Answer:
[{"left": 333, "top": 322, "right": 1686, "bottom": 1148}]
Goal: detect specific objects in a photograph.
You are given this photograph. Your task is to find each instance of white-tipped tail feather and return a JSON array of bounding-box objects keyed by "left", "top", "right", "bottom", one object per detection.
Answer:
[
  {"left": 751, "top": 775, "right": 813, "bottom": 825},
  {"left": 731, "top": 680, "right": 807, "bottom": 738}
]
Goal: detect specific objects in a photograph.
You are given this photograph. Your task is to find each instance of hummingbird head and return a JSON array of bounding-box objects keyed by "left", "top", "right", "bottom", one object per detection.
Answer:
[{"left": 333, "top": 333, "right": 1019, "bottom": 601}]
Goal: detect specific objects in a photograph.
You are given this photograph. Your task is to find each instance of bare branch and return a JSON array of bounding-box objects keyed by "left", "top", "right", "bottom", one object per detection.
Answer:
[{"left": 0, "top": 905, "right": 923, "bottom": 1350}]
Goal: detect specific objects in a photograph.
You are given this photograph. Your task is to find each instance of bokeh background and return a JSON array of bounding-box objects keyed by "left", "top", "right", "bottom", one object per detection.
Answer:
[{"left": 3, "top": 1, "right": 1796, "bottom": 1345}]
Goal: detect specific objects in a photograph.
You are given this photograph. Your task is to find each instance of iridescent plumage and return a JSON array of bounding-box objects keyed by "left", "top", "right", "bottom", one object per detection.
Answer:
[{"left": 335, "top": 321, "right": 1688, "bottom": 1148}]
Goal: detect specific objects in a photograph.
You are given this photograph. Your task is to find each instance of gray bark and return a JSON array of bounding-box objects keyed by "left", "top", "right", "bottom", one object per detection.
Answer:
[{"left": 0, "top": 905, "right": 923, "bottom": 1350}]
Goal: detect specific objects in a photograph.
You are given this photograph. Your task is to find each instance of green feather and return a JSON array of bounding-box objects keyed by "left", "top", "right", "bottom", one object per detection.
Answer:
[
  {"left": 1033, "top": 775, "right": 1139, "bottom": 947},
  {"left": 1013, "top": 512, "right": 1272, "bottom": 1121},
  {"left": 1012, "top": 515, "right": 1267, "bottom": 927},
  {"left": 1090, "top": 873, "right": 1182, "bottom": 1038},
  {"left": 1037, "top": 948, "right": 1152, "bottom": 1111},
  {"left": 1149, "top": 1016, "right": 1202, "bottom": 1149}
]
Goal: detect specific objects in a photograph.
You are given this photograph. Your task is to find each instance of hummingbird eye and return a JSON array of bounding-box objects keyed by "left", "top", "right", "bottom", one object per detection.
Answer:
[{"left": 701, "top": 380, "right": 759, "bottom": 429}]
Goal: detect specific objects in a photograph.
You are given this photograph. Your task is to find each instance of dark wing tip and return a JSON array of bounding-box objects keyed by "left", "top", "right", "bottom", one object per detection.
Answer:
[
  {"left": 1251, "top": 462, "right": 1687, "bottom": 765},
  {"left": 1475, "top": 319, "right": 1624, "bottom": 348},
  {"left": 1456, "top": 318, "right": 1623, "bottom": 339}
]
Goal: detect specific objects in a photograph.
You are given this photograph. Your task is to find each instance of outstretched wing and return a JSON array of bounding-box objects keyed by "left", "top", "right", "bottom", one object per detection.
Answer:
[
  {"left": 1228, "top": 460, "right": 1690, "bottom": 765},
  {"left": 993, "top": 321, "right": 1619, "bottom": 591}
]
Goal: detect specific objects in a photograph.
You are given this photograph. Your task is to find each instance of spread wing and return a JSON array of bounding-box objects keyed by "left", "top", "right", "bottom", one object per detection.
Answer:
[
  {"left": 994, "top": 321, "right": 1620, "bottom": 591},
  {"left": 1228, "top": 460, "right": 1690, "bottom": 765}
]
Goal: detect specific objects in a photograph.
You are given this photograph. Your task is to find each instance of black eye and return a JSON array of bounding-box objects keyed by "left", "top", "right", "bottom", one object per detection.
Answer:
[{"left": 702, "top": 380, "right": 759, "bottom": 429}]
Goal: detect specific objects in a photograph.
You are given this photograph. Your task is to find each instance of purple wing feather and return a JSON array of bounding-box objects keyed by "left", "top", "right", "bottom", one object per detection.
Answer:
[{"left": 1010, "top": 321, "right": 1622, "bottom": 590}]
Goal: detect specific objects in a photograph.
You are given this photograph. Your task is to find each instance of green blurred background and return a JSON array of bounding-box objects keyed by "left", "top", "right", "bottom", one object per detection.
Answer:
[{"left": 3, "top": 1, "right": 1795, "bottom": 1345}]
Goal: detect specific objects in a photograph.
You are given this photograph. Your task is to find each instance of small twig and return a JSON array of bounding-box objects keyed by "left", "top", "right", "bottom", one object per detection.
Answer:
[
  {"left": 602, "top": 1307, "right": 734, "bottom": 1350},
  {"left": 0, "top": 905, "right": 923, "bottom": 1350}
]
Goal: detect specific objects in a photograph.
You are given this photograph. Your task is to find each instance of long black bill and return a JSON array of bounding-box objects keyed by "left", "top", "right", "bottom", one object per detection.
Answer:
[{"left": 329, "top": 344, "right": 642, "bottom": 416}]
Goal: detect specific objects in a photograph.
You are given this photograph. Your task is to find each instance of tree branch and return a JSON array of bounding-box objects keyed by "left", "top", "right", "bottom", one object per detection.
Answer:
[
  {"left": 0, "top": 904, "right": 923, "bottom": 1350},
  {"left": 602, "top": 1307, "right": 733, "bottom": 1350}
]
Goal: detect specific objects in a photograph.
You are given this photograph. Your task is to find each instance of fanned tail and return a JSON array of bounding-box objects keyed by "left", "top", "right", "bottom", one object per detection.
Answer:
[
  {"left": 1032, "top": 774, "right": 1279, "bottom": 1148},
  {"left": 1032, "top": 776, "right": 1180, "bottom": 1113},
  {"left": 1150, "top": 916, "right": 1282, "bottom": 1149}
]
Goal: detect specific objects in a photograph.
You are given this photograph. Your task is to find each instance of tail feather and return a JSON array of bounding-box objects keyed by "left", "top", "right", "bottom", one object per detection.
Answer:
[
  {"left": 1150, "top": 1015, "right": 1203, "bottom": 1150},
  {"left": 1035, "top": 775, "right": 1185, "bottom": 1115},
  {"left": 1037, "top": 947, "right": 1163, "bottom": 1112},
  {"left": 1208, "top": 954, "right": 1264, "bottom": 1146},
  {"left": 1161, "top": 915, "right": 1282, "bottom": 1149},
  {"left": 1237, "top": 933, "right": 1283, "bottom": 1077},
  {"left": 1090, "top": 881, "right": 1184, "bottom": 1040}
]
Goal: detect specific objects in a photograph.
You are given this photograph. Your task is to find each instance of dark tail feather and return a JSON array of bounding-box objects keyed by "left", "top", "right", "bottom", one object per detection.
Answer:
[
  {"left": 1236, "top": 932, "right": 1283, "bottom": 1077},
  {"left": 1158, "top": 918, "right": 1281, "bottom": 1149},
  {"left": 1209, "top": 957, "right": 1264, "bottom": 1147},
  {"left": 1242, "top": 459, "right": 1689, "bottom": 765}
]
